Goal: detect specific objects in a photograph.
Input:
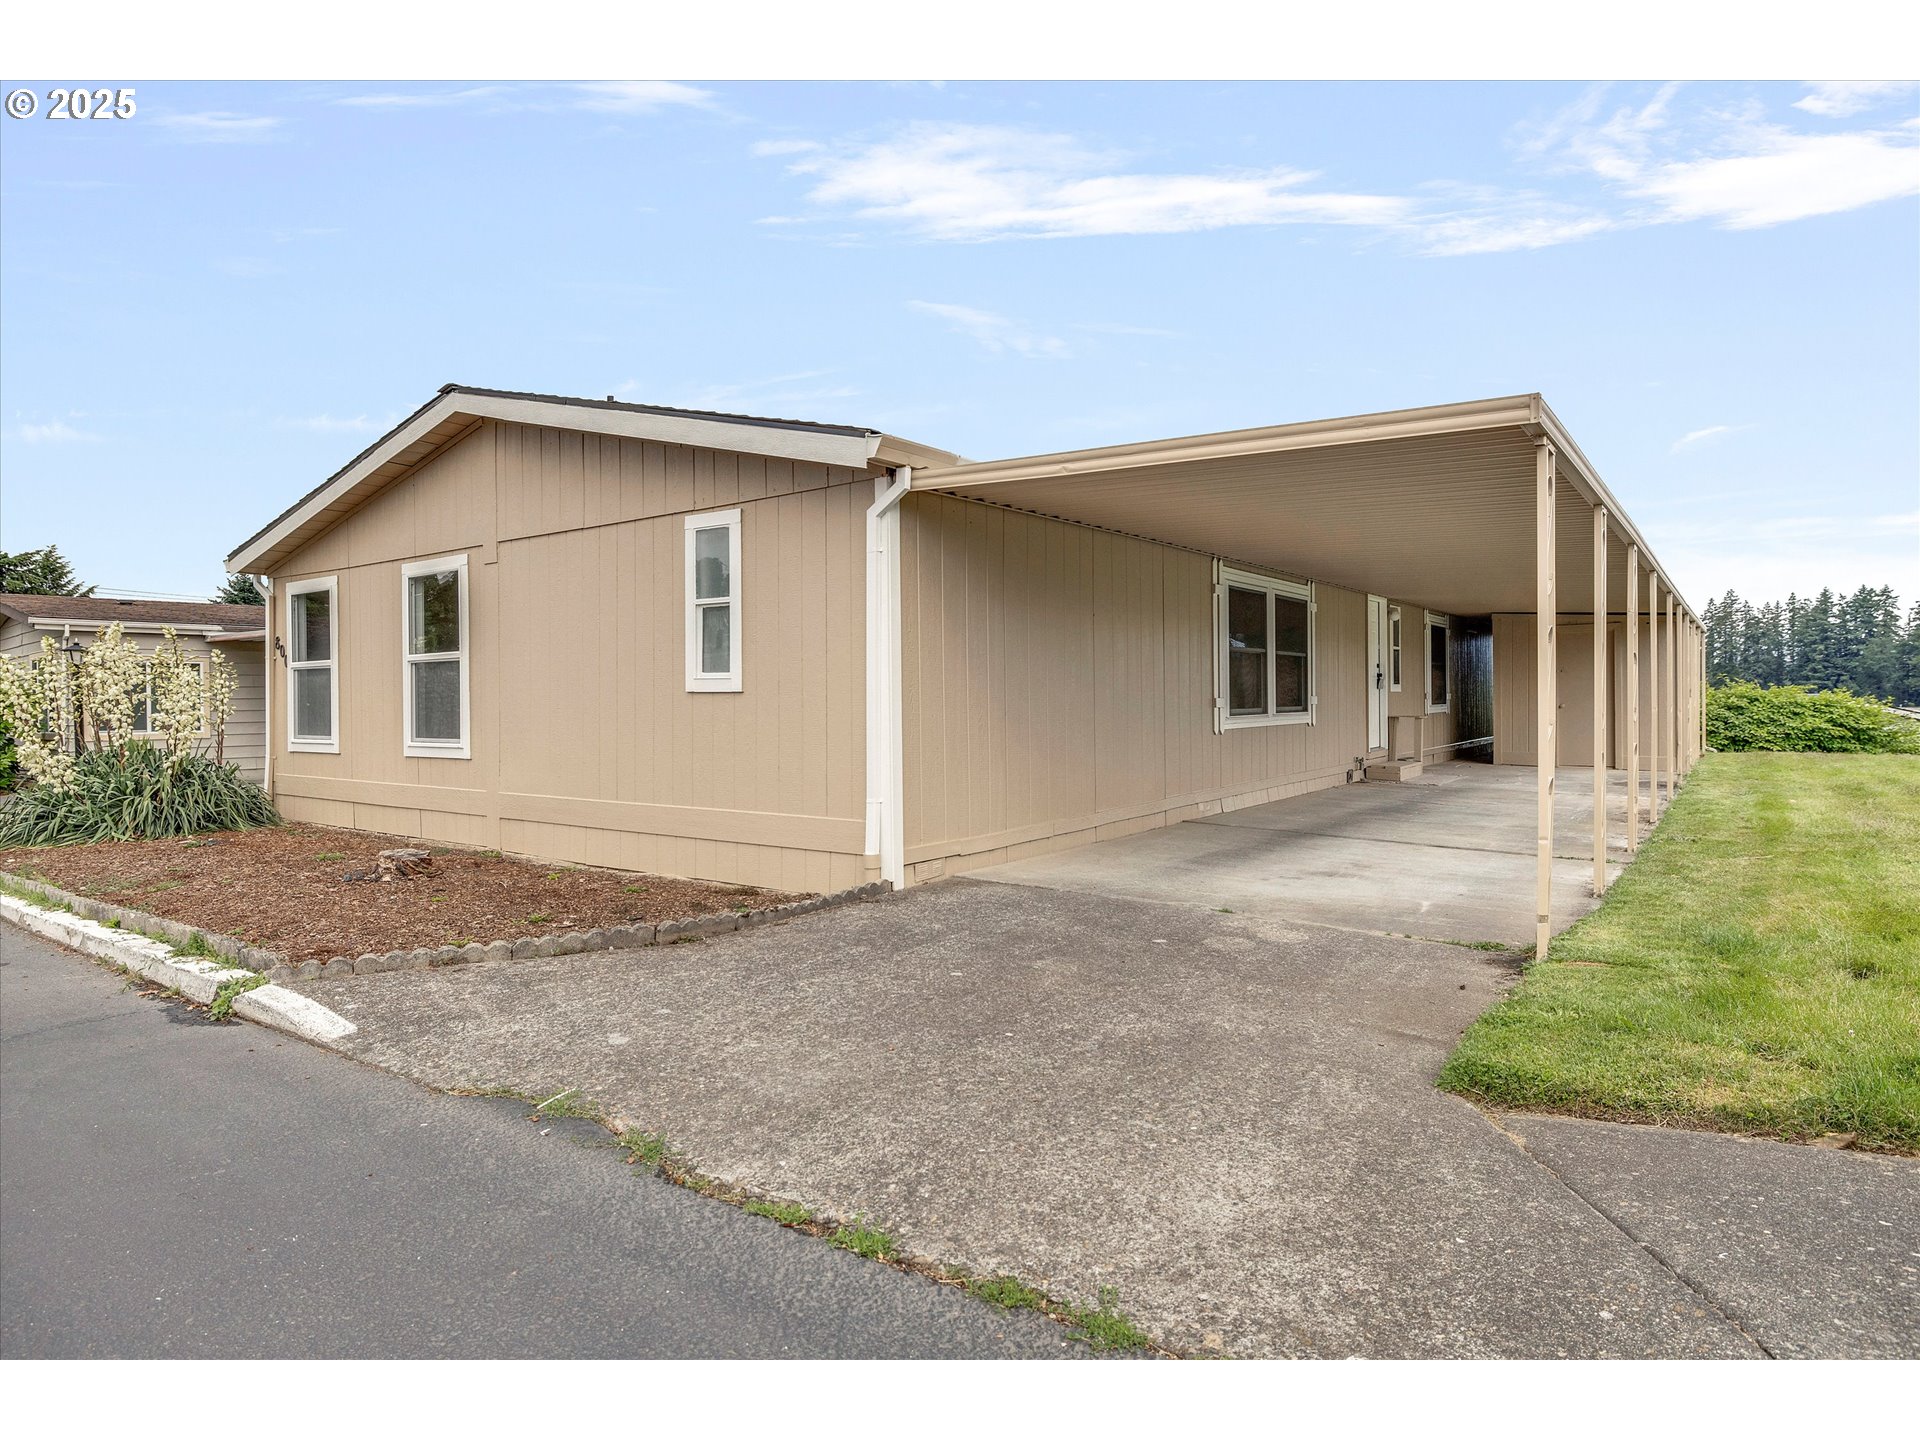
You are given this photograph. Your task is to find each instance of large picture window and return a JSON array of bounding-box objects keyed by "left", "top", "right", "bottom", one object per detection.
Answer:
[
  {"left": 1218, "top": 568, "right": 1314, "bottom": 728},
  {"left": 1426, "top": 611, "right": 1451, "bottom": 714},
  {"left": 685, "top": 508, "right": 742, "bottom": 692},
  {"left": 286, "top": 576, "right": 338, "bottom": 752},
  {"left": 402, "top": 555, "right": 470, "bottom": 758}
]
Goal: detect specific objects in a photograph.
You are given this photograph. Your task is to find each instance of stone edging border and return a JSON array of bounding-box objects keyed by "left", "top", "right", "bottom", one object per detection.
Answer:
[
  {"left": 275, "top": 879, "right": 897, "bottom": 983},
  {"left": 0, "top": 887, "right": 356, "bottom": 1045},
  {"left": 1, "top": 866, "right": 892, "bottom": 985}
]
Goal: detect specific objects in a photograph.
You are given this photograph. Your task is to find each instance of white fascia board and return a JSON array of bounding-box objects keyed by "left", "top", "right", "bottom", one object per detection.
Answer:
[{"left": 228, "top": 391, "right": 886, "bottom": 575}]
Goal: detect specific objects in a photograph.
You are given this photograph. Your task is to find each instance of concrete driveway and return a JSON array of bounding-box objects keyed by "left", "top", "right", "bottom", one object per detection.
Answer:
[
  {"left": 297, "top": 878, "right": 1920, "bottom": 1358},
  {"left": 968, "top": 762, "right": 1637, "bottom": 945}
]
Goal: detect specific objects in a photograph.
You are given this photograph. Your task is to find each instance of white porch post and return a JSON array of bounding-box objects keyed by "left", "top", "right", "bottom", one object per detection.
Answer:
[
  {"left": 1592, "top": 506, "right": 1609, "bottom": 895},
  {"left": 1624, "top": 545, "right": 1639, "bottom": 852},
  {"left": 1535, "top": 441, "right": 1557, "bottom": 958}
]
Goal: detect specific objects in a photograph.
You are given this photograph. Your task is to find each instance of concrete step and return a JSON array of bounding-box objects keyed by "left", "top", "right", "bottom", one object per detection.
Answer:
[{"left": 1364, "top": 760, "right": 1425, "bottom": 782}]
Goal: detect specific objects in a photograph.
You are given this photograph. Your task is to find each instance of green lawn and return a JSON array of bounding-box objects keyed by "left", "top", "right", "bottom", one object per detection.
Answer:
[{"left": 1440, "top": 752, "right": 1920, "bottom": 1153}]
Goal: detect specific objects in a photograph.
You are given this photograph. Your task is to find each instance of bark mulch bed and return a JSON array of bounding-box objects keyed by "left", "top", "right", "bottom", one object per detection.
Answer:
[{"left": 0, "top": 823, "right": 808, "bottom": 963}]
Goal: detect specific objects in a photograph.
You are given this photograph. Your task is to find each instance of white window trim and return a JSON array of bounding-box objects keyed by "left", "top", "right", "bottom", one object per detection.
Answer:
[
  {"left": 1425, "top": 610, "right": 1452, "bottom": 715},
  {"left": 130, "top": 656, "right": 211, "bottom": 739},
  {"left": 1389, "top": 604, "right": 1403, "bottom": 692},
  {"left": 1215, "top": 565, "right": 1316, "bottom": 730},
  {"left": 685, "top": 507, "right": 743, "bottom": 693},
  {"left": 285, "top": 575, "right": 339, "bottom": 754},
  {"left": 401, "top": 554, "right": 471, "bottom": 760}
]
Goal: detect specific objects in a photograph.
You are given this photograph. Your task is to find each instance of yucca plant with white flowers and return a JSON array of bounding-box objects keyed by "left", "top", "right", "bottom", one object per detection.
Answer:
[{"left": 0, "top": 624, "right": 276, "bottom": 845}]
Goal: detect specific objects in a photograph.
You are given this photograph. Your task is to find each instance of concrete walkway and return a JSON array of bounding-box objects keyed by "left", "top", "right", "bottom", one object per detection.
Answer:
[
  {"left": 292, "top": 879, "right": 1920, "bottom": 1358},
  {"left": 969, "top": 762, "right": 1647, "bottom": 946}
]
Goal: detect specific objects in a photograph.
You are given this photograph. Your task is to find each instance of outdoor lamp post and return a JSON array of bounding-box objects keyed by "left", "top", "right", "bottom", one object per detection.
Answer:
[{"left": 58, "top": 636, "right": 85, "bottom": 755}]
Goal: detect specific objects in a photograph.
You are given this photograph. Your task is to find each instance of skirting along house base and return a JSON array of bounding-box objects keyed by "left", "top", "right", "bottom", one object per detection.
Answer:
[{"left": 228, "top": 386, "right": 1704, "bottom": 957}]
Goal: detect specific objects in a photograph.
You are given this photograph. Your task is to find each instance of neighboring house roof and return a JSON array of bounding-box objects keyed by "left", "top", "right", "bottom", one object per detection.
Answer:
[
  {"left": 228, "top": 383, "right": 960, "bottom": 574},
  {"left": 0, "top": 594, "right": 264, "bottom": 635}
]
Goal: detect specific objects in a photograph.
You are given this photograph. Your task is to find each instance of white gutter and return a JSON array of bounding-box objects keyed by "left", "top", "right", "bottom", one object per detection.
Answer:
[
  {"left": 254, "top": 575, "right": 274, "bottom": 795},
  {"left": 864, "top": 467, "right": 910, "bottom": 889},
  {"left": 28, "top": 619, "right": 226, "bottom": 636}
]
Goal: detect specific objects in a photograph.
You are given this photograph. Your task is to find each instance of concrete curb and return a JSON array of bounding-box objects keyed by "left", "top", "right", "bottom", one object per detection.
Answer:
[
  {"left": 0, "top": 890, "right": 356, "bottom": 1045},
  {"left": 263, "top": 878, "right": 897, "bottom": 984}
]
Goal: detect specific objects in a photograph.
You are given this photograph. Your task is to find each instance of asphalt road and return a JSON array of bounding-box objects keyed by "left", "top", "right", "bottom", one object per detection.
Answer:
[{"left": 0, "top": 923, "right": 1072, "bottom": 1358}]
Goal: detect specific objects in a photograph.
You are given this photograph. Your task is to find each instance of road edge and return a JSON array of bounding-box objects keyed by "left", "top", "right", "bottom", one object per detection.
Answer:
[{"left": 0, "top": 891, "right": 355, "bottom": 1044}]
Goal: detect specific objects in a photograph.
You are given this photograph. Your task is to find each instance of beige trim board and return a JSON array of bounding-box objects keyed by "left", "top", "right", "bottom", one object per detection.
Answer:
[
  {"left": 274, "top": 774, "right": 864, "bottom": 853},
  {"left": 905, "top": 763, "right": 1351, "bottom": 869}
]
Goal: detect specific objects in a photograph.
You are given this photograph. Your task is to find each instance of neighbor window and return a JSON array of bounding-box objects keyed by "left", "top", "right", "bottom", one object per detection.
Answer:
[
  {"left": 685, "top": 508, "right": 742, "bottom": 692},
  {"left": 286, "top": 576, "right": 338, "bottom": 752},
  {"left": 1218, "top": 568, "right": 1314, "bottom": 727},
  {"left": 1426, "top": 611, "right": 1451, "bottom": 714},
  {"left": 402, "top": 555, "right": 470, "bottom": 758},
  {"left": 130, "top": 657, "right": 209, "bottom": 737},
  {"left": 1389, "top": 605, "right": 1403, "bottom": 691}
]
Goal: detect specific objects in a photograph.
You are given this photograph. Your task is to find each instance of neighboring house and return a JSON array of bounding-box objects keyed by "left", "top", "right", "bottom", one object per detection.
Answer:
[
  {"left": 227, "top": 385, "right": 1704, "bottom": 947},
  {"left": 0, "top": 594, "right": 268, "bottom": 784}
]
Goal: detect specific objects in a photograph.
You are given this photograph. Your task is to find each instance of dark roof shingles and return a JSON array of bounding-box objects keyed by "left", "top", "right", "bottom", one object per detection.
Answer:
[{"left": 0, "top": 595, "right": 262, "bottom": 629}]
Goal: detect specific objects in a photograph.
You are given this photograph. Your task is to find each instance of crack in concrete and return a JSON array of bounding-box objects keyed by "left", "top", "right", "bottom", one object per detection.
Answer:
[{"left": 1477, "top": 1106, "right": 1779, "bottom": 1359}]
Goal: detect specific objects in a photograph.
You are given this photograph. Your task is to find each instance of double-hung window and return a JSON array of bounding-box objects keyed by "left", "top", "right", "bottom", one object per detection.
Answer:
[
  {"left": 402, "top": 555, "right": 470, "bottom": 758},
  {"left": 1217, "top": 567, "right": 1314, "bottom": 728},
  {"left": 286, "top": 577, "right": 339, "bottom": 752},
  {"left": 685, "top": 508, "right": 742, "bottom": 692},
  {"left": 1426, "top": 611, "right": 1451, "bottom": 713}
]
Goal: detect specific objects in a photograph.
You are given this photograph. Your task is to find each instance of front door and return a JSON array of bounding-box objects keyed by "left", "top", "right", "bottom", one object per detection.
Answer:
[{"left": 1367, "top": 594, "right": 1389, "bottom": 752}]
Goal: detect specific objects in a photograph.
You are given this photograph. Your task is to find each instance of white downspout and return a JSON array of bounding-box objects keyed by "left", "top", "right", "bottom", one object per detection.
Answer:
[
  {"left": 865, "top": 468, "right": 910, "bottom": 890},
  {"left": 253, "top": 574, "right": 274, "bottom": 794}
]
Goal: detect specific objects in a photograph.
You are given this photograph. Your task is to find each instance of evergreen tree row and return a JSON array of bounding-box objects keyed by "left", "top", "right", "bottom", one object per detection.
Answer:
[{"left": 1702, "top": 585, "right": 1920, "bottom": 706}]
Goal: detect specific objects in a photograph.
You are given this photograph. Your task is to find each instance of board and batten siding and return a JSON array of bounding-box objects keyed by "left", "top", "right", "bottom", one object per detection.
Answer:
[
  {"left": 898, "top": 491, "right": 1369, "bottom": 881},
  {"left": 267, "top": 418, "right": 874, "bottom": 893}
]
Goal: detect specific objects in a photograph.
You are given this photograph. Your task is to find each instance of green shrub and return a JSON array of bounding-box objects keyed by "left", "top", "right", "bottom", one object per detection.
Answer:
[
  {"left": 0, "top": 743, "right": 279, "bottom": 846},
  {"left": 1706, "top": 682, "right": 1920, "bottom": 755}
]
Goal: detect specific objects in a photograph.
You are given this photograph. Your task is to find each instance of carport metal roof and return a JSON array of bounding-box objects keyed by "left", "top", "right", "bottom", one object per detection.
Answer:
[{"left": 911, "top": 394, "right": 1695, "bottom": 621}]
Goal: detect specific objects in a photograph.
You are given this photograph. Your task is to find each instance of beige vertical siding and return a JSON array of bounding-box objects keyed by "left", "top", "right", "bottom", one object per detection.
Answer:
[
  {"left": 899, "top": 492, "right": 1370, "bottom": 880},
  {"left": 1383, "top": 600, "right": 1459, "bottom": 761},
  {"left": 267, "top": 420, "right": 873, "bottom": 892},
  {"left": 1493, "top": 613, "right": 1666, "bottom": 767}
]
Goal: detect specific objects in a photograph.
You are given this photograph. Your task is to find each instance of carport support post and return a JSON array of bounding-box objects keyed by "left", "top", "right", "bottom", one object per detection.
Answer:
[
  {"left": 1649, "top": 572, "right": 1663, "bottom": 818},
  {"left": 1667, "top": 594, "right": 1679, "bottom": 796},
  {"left": 1534, "top": 440, "right": 1557, "bottom": 959},
  {"left": 1624, "top": 545, "right": 1640, "bottom": 852},
  {"left": 1592, "top": 507, "right": 1609, "bottom": 895}
]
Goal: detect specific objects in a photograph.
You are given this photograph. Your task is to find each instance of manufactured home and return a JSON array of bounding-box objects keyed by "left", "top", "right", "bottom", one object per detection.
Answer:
[{"left": 227, "top": 386, "right": 1704, "bottom": 955}]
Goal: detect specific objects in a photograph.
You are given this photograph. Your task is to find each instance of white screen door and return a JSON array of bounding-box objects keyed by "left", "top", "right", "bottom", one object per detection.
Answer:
[{"left": 1367, "top": 595, "right": 1389, "bottom": 751}]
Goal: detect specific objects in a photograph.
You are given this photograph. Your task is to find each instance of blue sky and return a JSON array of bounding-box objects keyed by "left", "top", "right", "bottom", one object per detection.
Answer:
[{"left": 2, "top": 79, "right": 1915, "bottom": 606}]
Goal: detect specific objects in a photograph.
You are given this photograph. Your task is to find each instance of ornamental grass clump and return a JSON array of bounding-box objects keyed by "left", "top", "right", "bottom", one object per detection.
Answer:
[{"left": 0, "top": 623, "right": 278, "bottom": 845}]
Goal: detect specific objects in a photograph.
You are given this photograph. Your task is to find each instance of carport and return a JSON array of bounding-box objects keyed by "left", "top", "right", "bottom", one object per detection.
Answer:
[{"left": 907, "top": 394, "right": 1706, "bottom": 956}]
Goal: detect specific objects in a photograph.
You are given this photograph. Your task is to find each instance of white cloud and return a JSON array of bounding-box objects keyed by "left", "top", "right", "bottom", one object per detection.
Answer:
[
  {"left": 1670, "top": 424, "right": 1742, "bottom": 453},
  {"left": 570, "top": 82, "right": 714, "bottom": 113},
  {"left": 909, "top": 301, "right": 1069, "bottom": 358},
  {"left": 1527, "top": 85, "right": 1920, "bottom": 231},
  {"left": 213, "top": 257, "right": 281, "bottom": 279},
  {"left": 14, "top": 420, "right": 100, "bottom": 444},
  {"left": 336, "top": 86, "right": 508, "bottom": 108},
  {"left": 280, "top": 414, "right": 382, "bottom": 433},
  {"left": 764, "top": 93, "right": 1919, "bottom": 255},
  {"left": 771, "top": 123, "right": 1410, "bottom": 242},
  {"left": 1655, "top": 509, "right": 1920, "bottom": 604},
  {"left": 1793, "top": 82, "right": 1917, "bottom": 119},
  {"left": 150, "top": 111, "right": 281, "bottom": 143}
]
